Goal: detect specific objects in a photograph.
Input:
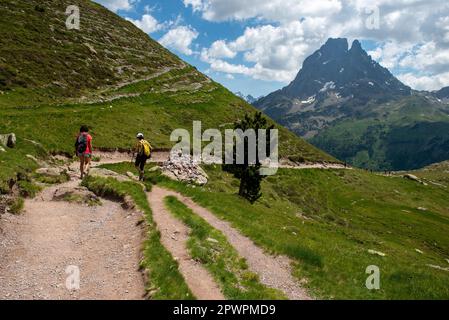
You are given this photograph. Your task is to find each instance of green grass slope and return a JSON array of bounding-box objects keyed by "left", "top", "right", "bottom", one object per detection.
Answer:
[
  {"left": 310, "top": 95, "right": 449, "bottom": 171},
  {"left": 0, "top": 0, "right": 183, "bottom": 99},
  {"left": 102, "top": 162, "right": 449, "bottom": 299}
]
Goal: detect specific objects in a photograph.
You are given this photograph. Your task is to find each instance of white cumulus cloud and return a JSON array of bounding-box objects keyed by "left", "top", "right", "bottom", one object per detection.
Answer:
[
  {"left": 398, "top": 72, "right": 449, "bottom": 91},
  {"left": 192, "top": 0, "right": 449, "bottom": 89},
  {"left": 200, "top": 19, "right": 330, "bottom": 82},
  {"left": 159, "top": 26, "right": 199, "bottom": 56},
  {"left": 94, "top": 0, "right": 137, "bottom": 12},
  {"left": 126, "top": 14, "right": 161, "bottom": 34},
  {"left": 201, "top": 40, "right": 237, "bottom": 60},
  {"left": 183, "top": 0, "right": 342, "bottom": 22}
]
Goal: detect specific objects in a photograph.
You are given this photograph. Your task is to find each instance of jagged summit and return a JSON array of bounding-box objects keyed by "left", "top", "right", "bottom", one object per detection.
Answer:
[
  {"left": 254, "top": 38, "right": 413, "bottom": 140},
  {"left": 279, "top": 37, "right": 411, "bottom": 101}
]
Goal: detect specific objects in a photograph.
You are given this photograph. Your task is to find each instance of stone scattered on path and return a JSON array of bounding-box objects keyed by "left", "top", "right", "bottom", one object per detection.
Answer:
[
  {"left": 126, "top": 171, "right": 139, "bottom": 181},
  {"left": 89, "top": 168, "right": 132, "bottom": 182},
  {"left": 36, "top": 167, "right": 65, "bottom": 177}
]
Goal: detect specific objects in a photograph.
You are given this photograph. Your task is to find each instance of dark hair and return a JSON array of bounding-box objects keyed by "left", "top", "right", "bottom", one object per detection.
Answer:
[{"left": 80, "top": 125, "right": 89, "bottom": 133}]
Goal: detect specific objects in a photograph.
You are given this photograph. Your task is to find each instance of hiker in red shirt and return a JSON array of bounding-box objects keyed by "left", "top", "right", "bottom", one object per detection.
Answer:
[{"left": 75, "top": 125, "right": 93, "bottom": 179}]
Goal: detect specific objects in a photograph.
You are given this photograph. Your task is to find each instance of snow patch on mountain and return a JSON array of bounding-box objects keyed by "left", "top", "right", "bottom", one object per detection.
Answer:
[
  {"left": 301, "top": 95, "right": 316, "bottom": 104},
  {"left": 319, "top": 81, "right": 336, "bottom": 93}
]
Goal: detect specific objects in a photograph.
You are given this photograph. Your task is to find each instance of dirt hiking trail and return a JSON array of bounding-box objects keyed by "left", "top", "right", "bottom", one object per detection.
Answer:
[
  {"left": 90, "top": 150, "right": 349, "bottom": 170},
  {"left": 0, "top": 179, "right": 145, "bottom": 300},
  {"left": 1, "top": 152, "right": 315, "bottom": 300},
  {"left": 149, "top": 186, "right": 311, "bottom": 300}
]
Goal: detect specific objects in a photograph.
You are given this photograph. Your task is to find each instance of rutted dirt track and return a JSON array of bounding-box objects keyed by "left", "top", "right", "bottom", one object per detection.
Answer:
[
  {"left": 0, "top": 180, "right": 145, "bottom": 300},
  {"left": 149, "top": 186, "right": 311, "bottom": 300},
  {"left": 147, "top": 190, "right": 225, "bottom": 300}
]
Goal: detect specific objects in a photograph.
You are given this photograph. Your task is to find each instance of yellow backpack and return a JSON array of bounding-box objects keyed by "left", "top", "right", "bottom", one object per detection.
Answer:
[{"left": 141, "top": 140, "right": 152, "bottom": 157}]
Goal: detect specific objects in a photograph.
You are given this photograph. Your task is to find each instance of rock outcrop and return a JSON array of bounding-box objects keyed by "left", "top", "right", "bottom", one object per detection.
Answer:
[
  {"left": 53, "top": 186, "right": 101, "bottom": 206},
  {"left": 36, "top": 167, "right": 65, "bottom": 177},
  {"left": 403, "top": 174, "right": 428, "bottom": 185},
  {"left": 161, "top": 154, "right": 208, "bottom": 185},
  {"left": 89, "top": 168, "right": 132, "bottom": 182},
  {"left": 0, "top": 133, "right": 16, "bottom": 148}
]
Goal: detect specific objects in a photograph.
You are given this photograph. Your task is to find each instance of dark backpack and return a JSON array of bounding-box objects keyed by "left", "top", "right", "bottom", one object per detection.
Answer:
[{"left": 75, "top": 133, "right": 87, "bottom": 154}]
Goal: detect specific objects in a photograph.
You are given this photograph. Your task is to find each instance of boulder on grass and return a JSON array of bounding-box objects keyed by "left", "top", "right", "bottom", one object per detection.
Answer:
[
  {"left": 403, "top": 174, "right": 428, "bottom": 185},
  {"left": 161, "top": 154, "right": 208, "bottom": 185},
  {"left": 0, "top": 133, "right": 16, "bottom": 148}
]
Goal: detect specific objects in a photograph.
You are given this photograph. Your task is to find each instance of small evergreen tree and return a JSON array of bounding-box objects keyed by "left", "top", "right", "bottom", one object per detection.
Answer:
[{"left": 223, "top": 112, "right": 274, "bottom": 204}]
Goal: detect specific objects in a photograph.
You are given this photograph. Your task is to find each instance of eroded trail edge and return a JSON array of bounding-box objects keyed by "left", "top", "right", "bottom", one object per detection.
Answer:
[{"left": 149, "top": 186, "right": 311, "bottom": 300}]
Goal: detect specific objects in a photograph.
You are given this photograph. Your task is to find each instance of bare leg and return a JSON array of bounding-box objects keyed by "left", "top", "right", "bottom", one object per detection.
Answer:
[
  {"left": 84, "top": 157, "right": 91, "bottom": 176},
  {"left": 139, "top": 169, "right": 144, "bottom": 181},
  {"left": 80, "top": 155, "right": 85, "bottom": 179}
]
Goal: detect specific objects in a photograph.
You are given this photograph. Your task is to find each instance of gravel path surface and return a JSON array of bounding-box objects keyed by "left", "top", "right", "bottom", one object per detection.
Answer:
[{"left": 0, "top": 180, "right": 145, "bottom": 300}]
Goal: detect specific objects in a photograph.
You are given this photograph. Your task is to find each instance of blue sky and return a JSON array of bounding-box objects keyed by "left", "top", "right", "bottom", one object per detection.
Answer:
[{"left": 96, "top": 0, "right": 449, "bottom": 97}]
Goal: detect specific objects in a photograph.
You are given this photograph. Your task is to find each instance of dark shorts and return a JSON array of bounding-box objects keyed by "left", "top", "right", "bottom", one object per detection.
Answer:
[
  {"left": 78, "top": 153, "right": 92, "bottom": 158},
  {"left": 135, "top": 154, "right": 148, "bottom": 171}
]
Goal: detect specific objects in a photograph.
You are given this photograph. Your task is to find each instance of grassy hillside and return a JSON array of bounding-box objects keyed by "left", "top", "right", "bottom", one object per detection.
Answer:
[
  {"left": 0, "top": 0, "right": 334, "bottom": 189},
  {"left": 1, "top": 0, "right": 448, "bottom": 300},
  {"left": 399, "top": 161, "right": 449, "bottom": 187},
  {"left": 102, "top": 162, "right": 449, "bottom": 299},
  {"left": 0, "top": 0, "right": 183, "bottom": 98}
]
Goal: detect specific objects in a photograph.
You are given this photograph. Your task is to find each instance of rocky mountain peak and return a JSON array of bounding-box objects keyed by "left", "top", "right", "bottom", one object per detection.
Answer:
[
  {"left": 435, "top": 86, "right": 449, "bottom": 99},
  {"left": 272, "top": 38, "right": 410, "bottom": 101},
  {"left": 349, "top": 39, "right": 364, "bottom": 53},
  {"left": 321, "top": 38, "right": 349, "bottom": 55}
]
